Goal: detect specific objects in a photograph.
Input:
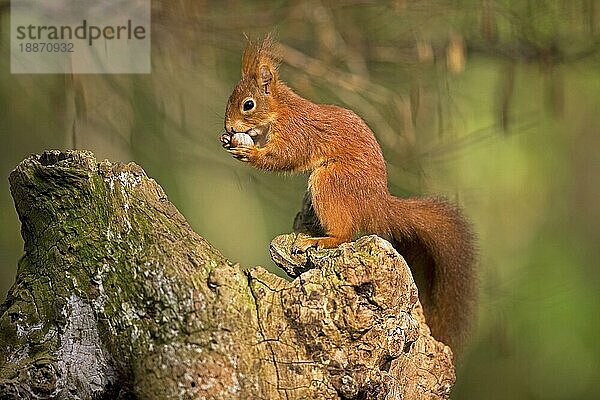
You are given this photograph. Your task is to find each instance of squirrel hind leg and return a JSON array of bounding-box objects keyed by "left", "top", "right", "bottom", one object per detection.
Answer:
[
  {"left": 292, "top": 235, "right": 348, "bottom": 253},
  {"left": 315, "top": 236, "right": 348, "bottom": 249}
]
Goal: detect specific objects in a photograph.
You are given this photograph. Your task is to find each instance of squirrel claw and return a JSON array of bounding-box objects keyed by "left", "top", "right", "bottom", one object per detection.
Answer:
[
  {"left": 227, "top": 145, "right": 255, "bottom": 162},
  {"left": 220, "top": 133, "right": 233, "bottom": 149}
]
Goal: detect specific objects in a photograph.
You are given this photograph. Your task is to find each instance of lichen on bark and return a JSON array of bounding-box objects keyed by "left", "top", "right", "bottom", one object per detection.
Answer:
[{"left": 0, "top": 150, "right": 455, "bottom": 399}]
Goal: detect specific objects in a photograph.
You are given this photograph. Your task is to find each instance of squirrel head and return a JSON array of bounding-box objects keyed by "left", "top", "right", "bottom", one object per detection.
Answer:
[{"left": 225, "top": 35, "right": 280, "bottom": 140}]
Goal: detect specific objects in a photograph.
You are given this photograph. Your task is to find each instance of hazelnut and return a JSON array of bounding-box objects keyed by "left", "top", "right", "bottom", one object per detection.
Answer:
[{"left": 231, "top": 132, "right": 254, "bottom": 147}]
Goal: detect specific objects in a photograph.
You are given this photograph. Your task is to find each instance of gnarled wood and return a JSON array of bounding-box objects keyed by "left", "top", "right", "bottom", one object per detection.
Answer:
[{"left": 0, "top": 150, "right": 454, "bottom": 399}]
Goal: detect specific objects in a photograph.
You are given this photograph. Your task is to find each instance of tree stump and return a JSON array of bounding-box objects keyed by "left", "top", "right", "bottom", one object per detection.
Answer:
[{"left": 0, "top": 150, "right": 454, "bottom": 399}]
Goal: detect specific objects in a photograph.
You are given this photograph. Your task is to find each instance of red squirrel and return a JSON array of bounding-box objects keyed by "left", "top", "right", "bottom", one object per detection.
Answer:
[{"left": 220, "top": 36, "right": 476, "bottom": 351}]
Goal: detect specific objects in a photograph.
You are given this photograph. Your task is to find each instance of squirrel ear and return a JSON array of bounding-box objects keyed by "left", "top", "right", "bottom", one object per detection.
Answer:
[
  {"left": 241, "top": 34, "right": 280, "bottom": 93},
  {"left": 259, "top": 64, "right": 273, "bottom": 94}
]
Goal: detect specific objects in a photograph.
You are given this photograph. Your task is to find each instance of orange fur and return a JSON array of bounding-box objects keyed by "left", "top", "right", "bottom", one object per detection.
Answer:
[{"left": 223, "top": 37, "right": 477, "bottom": 351}]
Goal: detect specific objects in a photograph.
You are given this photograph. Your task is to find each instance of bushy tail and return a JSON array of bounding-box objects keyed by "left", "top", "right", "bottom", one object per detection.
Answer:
[{"left": 387, "top": 196, "right": 477, "bottom": 351}]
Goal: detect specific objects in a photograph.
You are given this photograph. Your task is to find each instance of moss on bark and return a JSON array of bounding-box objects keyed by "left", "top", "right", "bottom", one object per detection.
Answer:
[{"left": 0, "top": 150, "right": 454, "bottom": 399}]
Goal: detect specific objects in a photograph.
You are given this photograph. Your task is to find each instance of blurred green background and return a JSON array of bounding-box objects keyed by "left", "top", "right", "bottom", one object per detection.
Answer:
[{"left": 1, "top": 1, "right": 599, "bottom": 398}]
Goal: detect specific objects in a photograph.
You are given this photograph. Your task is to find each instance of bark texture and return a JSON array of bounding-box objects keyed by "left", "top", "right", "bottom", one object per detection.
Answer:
[{"left": 0, "top": 150, "right": 455, "bottom": 399}]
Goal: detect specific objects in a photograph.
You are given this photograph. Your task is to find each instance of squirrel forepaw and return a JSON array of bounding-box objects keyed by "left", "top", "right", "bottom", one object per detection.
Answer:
[{"left": 227, "top": 145, "right": 256, "bottom": 162}]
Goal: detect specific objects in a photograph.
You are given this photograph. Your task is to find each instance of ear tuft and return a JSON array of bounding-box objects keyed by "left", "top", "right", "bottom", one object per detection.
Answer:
[{"left": 241, "top": 33, "right": 280, "bottom": 88}]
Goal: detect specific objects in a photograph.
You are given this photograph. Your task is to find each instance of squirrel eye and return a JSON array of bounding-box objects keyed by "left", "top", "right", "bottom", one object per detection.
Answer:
[{"left": 242, "top": 98, "right": 255, "bottom": 112}]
